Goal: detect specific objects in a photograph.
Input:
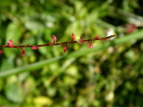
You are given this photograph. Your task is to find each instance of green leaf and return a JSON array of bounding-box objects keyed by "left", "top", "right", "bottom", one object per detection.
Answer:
[
  {"left": 5, "top": 82, "right": 24, "bottom": 103},
  {"left": 6, "top": 23, "right": 24, "bottom": 44},
  {"left": 0, "top": 56, "right": 64, "bottom": 78}
]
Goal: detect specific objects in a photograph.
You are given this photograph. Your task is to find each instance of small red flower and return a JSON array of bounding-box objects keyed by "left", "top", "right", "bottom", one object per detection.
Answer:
[
  {"left": 21, "top": 48, "right": 25, "bottom": 56},
  {"left": 88, "top": 41, "right": 93, "bottom": 48},
  {"left": 95, "top": 35, "right": 100, "bottom": 40},
  {"left": 71, "top": 33, "right": 75, "bottom": 41},
  {"left": 32, "top": 46, "right": 38, "bottom": 50},
  {"left": 63, "top": 45, "right": 67, "bottom": 53},
  {"left": 0, "top": 49, "right": 2, "bottom": 55},
  {"left": 52, "top": 35, "right": 57, "bottom": 43},
  {"left": 7, "top": 39, "right": 14, "bottom": 47}
]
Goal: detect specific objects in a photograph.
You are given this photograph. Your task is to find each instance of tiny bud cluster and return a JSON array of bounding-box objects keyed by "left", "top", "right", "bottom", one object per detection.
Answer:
[
  {"left": 63, "top": 45, "right": 67, "bottom": 53},
  {"left": 7, "top": 39, "right": 14, "bottom": 47},
  {"left": 71, "top": 33, "right": 75, "bottom": 41},
  {"left": 21, "top": 48, "right": 25, "bottom": 56},
  {"left": 95, "top": 35, "right": 100, "bottom": 39},
  {"left": 32, "top": 46, "right": 38, "bottom": 50},
  {"left": 52, "top": 35, "right": 57, "bottom": 43},
  {"left": 88, "top": 41, "right": 93, "bottom": 48}
]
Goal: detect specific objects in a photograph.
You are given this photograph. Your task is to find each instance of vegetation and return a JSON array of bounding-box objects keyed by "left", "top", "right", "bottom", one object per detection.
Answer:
[{"left": 0, "top": 0, "right": 143, "bottom": 107}]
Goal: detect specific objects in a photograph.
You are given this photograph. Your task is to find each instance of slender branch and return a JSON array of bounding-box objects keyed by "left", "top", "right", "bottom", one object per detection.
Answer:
[
  {"left": 0, "top": 35, "right": 115, "bottom": 48},
  {"left": 0, "top": 34, "right": 116, "bottom": 56}
]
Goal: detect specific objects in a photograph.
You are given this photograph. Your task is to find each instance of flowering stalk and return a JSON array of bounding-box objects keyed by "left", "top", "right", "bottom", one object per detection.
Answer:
[{"left": 0, "top": 34, "right": 116, "bottom": 56}]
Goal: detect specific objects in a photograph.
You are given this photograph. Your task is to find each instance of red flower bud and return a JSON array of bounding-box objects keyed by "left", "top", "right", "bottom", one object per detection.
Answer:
[
  {"left": 7, "top": 39, "right": 14, "bottom": 47},
  {"left": 63, "top": 45, "right": 67, "bottom": 53},
  {"left": 71, "top": 33, "right": 75, "bottom": 41},
  {"left": 48, "top": 42, "right": 51, "bottom": 45},
  {"left": 32, "top": 46, "right": 38, "bottom": 50},
  {"left": 0, "top": 49, "right": 2, "bottom": 55},
  {"left": 95, "top": 35, "right": 100, "bottom": 40},
  {"left": 88, "top": 41, "right": 93, "bottom": 48},
  {"left": 21, "top": 48, "right": 25, "bottom": 56},
  {"left": 52, "top": 35, "right": 57, "bottom": 43}
]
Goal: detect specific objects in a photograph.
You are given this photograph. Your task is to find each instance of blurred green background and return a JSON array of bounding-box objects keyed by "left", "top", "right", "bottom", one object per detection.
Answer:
[{"left": 0, "top": 0, "right": 143, "bottom": 107}]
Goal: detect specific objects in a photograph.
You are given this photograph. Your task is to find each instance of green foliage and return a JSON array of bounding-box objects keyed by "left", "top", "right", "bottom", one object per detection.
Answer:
[{"left": 0, "top": 0, "right": 143, "bottom": 107}]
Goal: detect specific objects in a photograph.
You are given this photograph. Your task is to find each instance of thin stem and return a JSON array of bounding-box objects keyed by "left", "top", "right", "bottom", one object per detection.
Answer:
[{"left": 0, "top": 35, "right": 115, "bottom": 48}]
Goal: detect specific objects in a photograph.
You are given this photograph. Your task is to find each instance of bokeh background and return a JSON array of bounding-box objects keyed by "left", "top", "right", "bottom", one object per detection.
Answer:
[{"left": 0, "top": 0, "right": 143, "bottom": 107}]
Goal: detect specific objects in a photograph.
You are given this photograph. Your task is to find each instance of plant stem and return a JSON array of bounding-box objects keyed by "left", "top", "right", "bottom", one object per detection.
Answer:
[{"left": 0, "top": 35, "right": 115, "bottom": 48}]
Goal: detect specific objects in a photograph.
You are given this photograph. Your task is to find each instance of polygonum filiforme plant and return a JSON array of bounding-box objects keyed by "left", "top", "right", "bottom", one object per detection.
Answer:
[{"left": 0, "top": 33, "right": 115, "bottom": 56}]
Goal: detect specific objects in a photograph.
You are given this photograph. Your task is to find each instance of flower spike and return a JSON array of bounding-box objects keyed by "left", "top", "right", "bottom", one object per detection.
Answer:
[
  {"left": 0, "top": 49, "right": 2, "bottom": 55},
  {"left": 7, "top": 39, "right": 14, "bottom": 47},
  {"left": 0, "top": 33, "right": 116, "bottom": 56},
  {"left": 52, "top": 35, "right": 57, "bottom": 43}
]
